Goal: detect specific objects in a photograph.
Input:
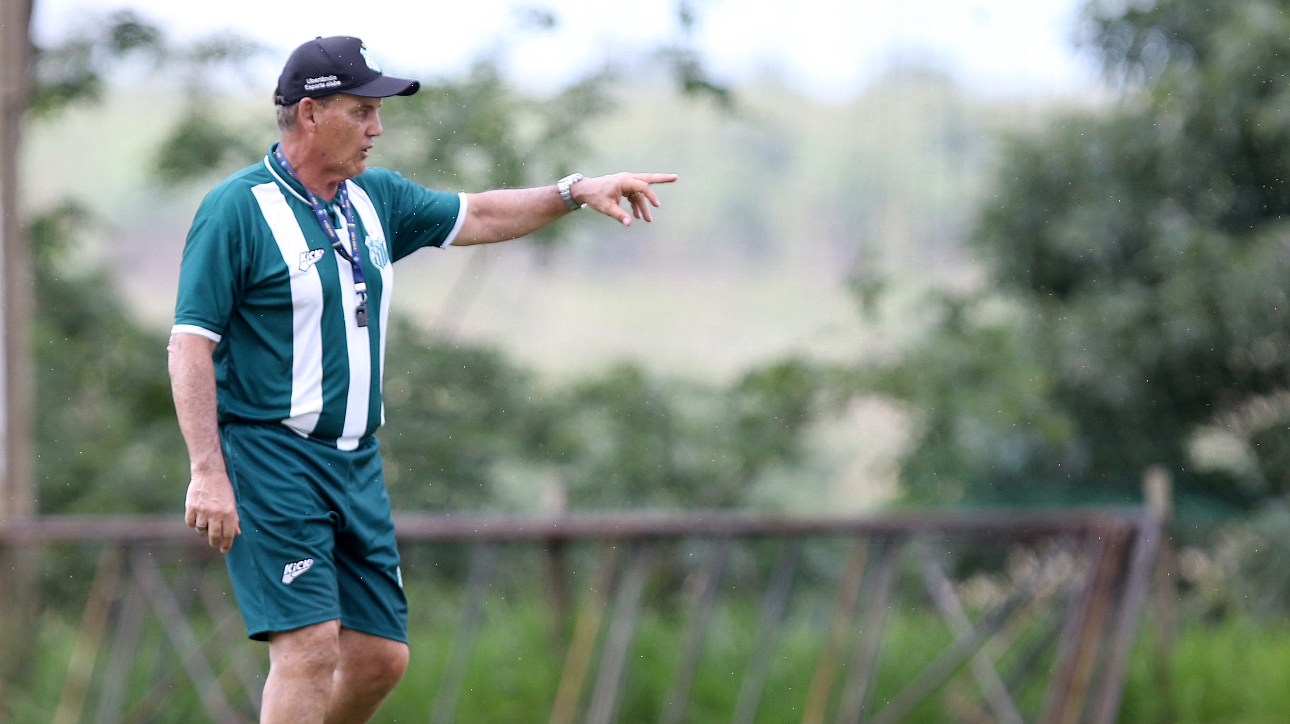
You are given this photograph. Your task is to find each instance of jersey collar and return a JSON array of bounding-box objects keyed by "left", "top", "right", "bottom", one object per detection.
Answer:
[{"left": 264, "top": 143, "right": 317, "bottom": 206}]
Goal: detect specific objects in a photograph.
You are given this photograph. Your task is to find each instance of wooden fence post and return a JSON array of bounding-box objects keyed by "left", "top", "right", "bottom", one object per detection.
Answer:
[
  {"left": 1088, "top": 467, "right": 1170, "bottom": 724},
  {"left": 1145, "top": 466, "right": 1176, "bottom": 724},
  {"left": 0, "top": 0, "right": 33, "bottom": 523},
  {"left": 0, "top": 2, "right": 35, "bottom": 720}
]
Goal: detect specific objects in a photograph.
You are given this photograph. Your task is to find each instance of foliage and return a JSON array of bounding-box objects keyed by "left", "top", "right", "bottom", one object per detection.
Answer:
[
  {"left": 541, "top": 359, "right": 820, "bottom": 509},
  {"left": 866, "top": 299, "right": 1078, "bottom": 506},
  {"left": 1168, "top": 504, "right": 1290, "bottom": 619},
  {"left": 374, "top": 60, "right": 614, "bottom": 248},
  {"left": 1120, "top": 617, "right": 1290, "bottom": 724},
  {"left": 377, "top": 61, "right": 614, "bottom": 192},
  {"left": 28, "top": 10, "right": 164, "bottom": 118},
  {"left": 656, "top": 0, "right": 733, "bottom": 108},
  {"left": 30, "top": 203, "right": 188, "bottom": 513},
  {"left": 379, "top": 320, "right": 823, "bottom": 511},
  {"left": 151, "top": 101, "right": 265, "bottom": 184},
  {"left": 30, "top": 10, "right": 267, "bottom": 181},
  {"left": 379, "top": 318, "right": 540, "bottom": 510},
  {"left": 868, "top": 0, "right": 1290, "bottom": 510},
  {"left": 24, "top": 14, "right": 262, "bottom": 514}
]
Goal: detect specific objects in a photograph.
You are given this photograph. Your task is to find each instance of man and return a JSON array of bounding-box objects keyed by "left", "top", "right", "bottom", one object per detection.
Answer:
[{"left": 168, "top": 36, "right": 675, "bottom": 724}]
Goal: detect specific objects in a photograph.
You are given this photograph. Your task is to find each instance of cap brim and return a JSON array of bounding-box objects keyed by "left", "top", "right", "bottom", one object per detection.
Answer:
[{"left": 346, "top": 74, "right": 420, "bottom": 99}]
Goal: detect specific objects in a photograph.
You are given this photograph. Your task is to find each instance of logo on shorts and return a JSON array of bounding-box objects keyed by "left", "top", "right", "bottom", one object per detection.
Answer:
[
  {"left": 282, "top": 558, "right": 315, "bottom": 585},
  {"left": 299, "top": 248, "right": 326, "bottom": 271}
]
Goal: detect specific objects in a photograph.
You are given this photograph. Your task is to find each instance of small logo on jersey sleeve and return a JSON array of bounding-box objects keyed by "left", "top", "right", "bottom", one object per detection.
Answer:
[
  {"left": 299, "top": 248, "right": 326, "bottom": 271},
  {"left": 282, "top": 558, "right": 315, "bottom": 584},
  {"left": 367, "top": 235, "right": 390, "bottom": 269}
]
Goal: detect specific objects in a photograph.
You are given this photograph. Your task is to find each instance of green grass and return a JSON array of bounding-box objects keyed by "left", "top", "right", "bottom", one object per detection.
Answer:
[
  {"left": 386, "top": 608, "right": 1290, "bottom": 724},
  {"left": 13, "top": 581, "right": 1290, "bottom": 724},
  {"left": 1120, "top": 618, "right": 1290, "bottom": 724},
  {"left": 373, "top": 590, "right": 1015, "bottom": 724}
]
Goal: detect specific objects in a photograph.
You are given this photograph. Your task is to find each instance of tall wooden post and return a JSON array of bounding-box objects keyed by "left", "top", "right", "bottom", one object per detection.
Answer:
[
  {"left": 0, "top": 0, "right": 33, "bottom": 524},
  {"left": 0, "top": 1, "right": 35, "bottom": 721},
  {"left": 1146, "top": 466, "right": 1176, "bottom": 724}
]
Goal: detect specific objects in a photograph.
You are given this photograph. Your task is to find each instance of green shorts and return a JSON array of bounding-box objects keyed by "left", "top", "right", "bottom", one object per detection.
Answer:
[{"left": 221, "top": 423, "right": 407, "bottom": 642}]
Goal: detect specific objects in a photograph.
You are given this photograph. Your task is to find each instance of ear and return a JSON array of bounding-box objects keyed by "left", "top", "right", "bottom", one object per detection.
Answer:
[{"left": 298, "top": 97, "right": 321, "bottom": 131}]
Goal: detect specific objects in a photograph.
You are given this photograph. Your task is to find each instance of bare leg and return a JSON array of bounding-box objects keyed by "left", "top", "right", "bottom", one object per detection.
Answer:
[
  {"left": 262, "top": 620, "right": 341, "bottom": 724},
  {"left": 324, "top": 628, "right": 409, "bottom": 724}
]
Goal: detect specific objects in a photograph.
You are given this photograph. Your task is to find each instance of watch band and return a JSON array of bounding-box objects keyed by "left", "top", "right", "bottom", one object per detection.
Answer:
[{"left": 558, "top": 173, "right": 585, "bottom": 210}]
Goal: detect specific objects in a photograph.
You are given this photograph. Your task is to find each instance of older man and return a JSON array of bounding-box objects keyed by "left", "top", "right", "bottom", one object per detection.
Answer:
[{"left": 168, "top": 36, "right": 675, "bottom": 724}]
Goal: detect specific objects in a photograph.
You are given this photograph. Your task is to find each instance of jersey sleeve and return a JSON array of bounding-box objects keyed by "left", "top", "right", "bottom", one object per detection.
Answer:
[
  {"left": 358, "top": 168, "right": 464, "bottom": 261},
  {"left": 172, "top": 186, "right": 247, "bottom": 342}
]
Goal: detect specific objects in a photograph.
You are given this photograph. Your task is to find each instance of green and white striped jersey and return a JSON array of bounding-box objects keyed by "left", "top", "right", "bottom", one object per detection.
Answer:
[{"left": 173, "top": 145, "right": 465, "bottom": 450}]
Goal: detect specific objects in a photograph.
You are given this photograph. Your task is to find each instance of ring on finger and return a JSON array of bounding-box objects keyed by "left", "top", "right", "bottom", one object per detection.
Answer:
[{"left": 196, "top": 525, "right": 209, "bottom": 534}]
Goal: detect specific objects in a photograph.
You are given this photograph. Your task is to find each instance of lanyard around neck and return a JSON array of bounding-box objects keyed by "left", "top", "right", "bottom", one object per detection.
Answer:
[{"left": 272, "top": 146, "right": 369, "bottom": 327}]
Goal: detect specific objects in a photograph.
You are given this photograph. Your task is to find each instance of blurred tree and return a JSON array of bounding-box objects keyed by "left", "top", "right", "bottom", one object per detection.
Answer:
[
  {"left": 656, "top": 0, "right": 733, "bottom": 108},
  {"left": 549, "top": 359, "right": 818, "bottom": 509},
  {"left": 374, "top": 58, "right": 614, "bottom": 266},
  {"left": 870, "top": 0, "right": 1290, "bottom": 511},
  {"left": 380, "top": 318, "right": 823, "bottom": 511},
  {"left": 377, "top": 60, "right": 612, "bottom": 194},
  {"left": 31, "top": 10, "right": 268, "bottom": 179},
  {"left": 23, "top": 13, "right": 268, "bottom": 512},
  {"left": 379, "top": 318, "right": 540, "bottom": 510},
  {"left": 28, "top": 10, "right": 164, "bottom": 118},
  {"left": 29, "top": 203, "right": 188, "bottom": 513}
]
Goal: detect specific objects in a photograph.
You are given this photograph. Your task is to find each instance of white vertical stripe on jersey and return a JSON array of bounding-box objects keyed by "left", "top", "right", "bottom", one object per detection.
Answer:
[
  {"left": 333, "top": 209, "right": 372, "bottom": 452},
  {"left": 346, "top": 182, "right": 394, "bottom": 428},
  {"left": 251, "top": 183, "right": 325, "bottom": 436}
]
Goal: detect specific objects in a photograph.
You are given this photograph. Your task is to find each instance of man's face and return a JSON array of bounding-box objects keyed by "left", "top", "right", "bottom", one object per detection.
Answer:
[{"left": 310, "top": 94, "right": 383, "bottom": 179}]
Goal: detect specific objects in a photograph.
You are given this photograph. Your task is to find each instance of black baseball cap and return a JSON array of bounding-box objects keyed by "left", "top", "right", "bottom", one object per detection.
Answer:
[{"left": 275, "top": 36, "right": 419, "bottom": 106}]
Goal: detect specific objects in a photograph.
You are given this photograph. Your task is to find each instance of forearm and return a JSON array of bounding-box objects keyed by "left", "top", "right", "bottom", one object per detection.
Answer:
[
  {"left": 451, "top": 172, "right": 678, "bottom": 245},
  {"left": 169, "top": 332, "right": 241, "bottom": 551},
  {"left": 167, "top": 333, "right": 225, "bottom": 474},
  {"left": 453, "top": 185, "right": 569, "bottom": 246}
]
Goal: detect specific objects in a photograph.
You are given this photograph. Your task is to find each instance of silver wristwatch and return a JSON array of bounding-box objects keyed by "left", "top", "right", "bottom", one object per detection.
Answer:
[{"left": 558, "top": 173, "right": 585, "bottom": 210}]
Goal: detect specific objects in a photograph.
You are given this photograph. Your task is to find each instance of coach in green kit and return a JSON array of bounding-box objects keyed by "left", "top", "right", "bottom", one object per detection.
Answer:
[{"left": 168, "top": 35, "right": 676, "bottom": 724}]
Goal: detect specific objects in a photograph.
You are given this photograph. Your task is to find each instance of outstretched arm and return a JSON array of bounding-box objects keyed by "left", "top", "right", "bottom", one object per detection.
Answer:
[
  {"left": 453, "top": 172, "right": 678, "bottom": 246},
  {"left": 168, "top": 332, "right": 241, "bottom": 553}
]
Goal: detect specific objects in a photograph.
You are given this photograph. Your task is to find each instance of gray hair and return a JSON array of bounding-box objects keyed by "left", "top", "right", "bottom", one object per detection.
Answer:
[{"left": 276, "top": 94, "right": 338, "bottom": 132}]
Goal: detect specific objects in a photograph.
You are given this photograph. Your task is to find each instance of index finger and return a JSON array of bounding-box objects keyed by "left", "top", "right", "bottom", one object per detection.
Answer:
[{"left": 631, "top": 173, "right": 678, "bottom": 185}]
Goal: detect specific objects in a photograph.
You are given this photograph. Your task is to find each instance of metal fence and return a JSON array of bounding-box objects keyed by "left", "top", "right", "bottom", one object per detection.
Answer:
[{"left": 0, "top": 501, "right": 1167, "bottom": 724}]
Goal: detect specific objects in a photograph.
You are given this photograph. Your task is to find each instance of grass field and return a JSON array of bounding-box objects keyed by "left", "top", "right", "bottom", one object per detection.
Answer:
[{"left": 12, "top": 566, "right": 1290, "bottom": 724}]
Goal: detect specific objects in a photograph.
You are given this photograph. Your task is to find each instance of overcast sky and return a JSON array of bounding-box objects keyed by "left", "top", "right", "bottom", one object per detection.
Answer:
[{"left": 32, "top": 0, "right": 1102, "bottom": 100}]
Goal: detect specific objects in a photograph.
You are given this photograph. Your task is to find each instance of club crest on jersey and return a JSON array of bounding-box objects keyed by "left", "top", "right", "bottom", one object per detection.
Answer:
[
  {"left": 367, "top": 235, "right": 390, "bottom": 268},
  {"left": 360, "top": 44, "right": 381, "bottom": 73},
  {"left": 282, "top": 558, "right": 314, "bottom": 585},
  {"left": 299, "top": 248, "right": 326, "bottom": 271}
]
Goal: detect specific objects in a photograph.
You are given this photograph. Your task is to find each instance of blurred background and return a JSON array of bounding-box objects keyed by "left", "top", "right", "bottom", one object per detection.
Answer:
[
  {"left": 15, "top": 0, "right": 1290, "bottom": 721},
  {"left": 24, "top": 0, "right": 1102, "bottom": 516}
]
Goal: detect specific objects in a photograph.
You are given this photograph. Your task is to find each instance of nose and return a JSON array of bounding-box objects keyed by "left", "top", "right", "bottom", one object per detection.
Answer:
[{"left": 369, "top": 110, "right": 383, "bottom": 138}]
